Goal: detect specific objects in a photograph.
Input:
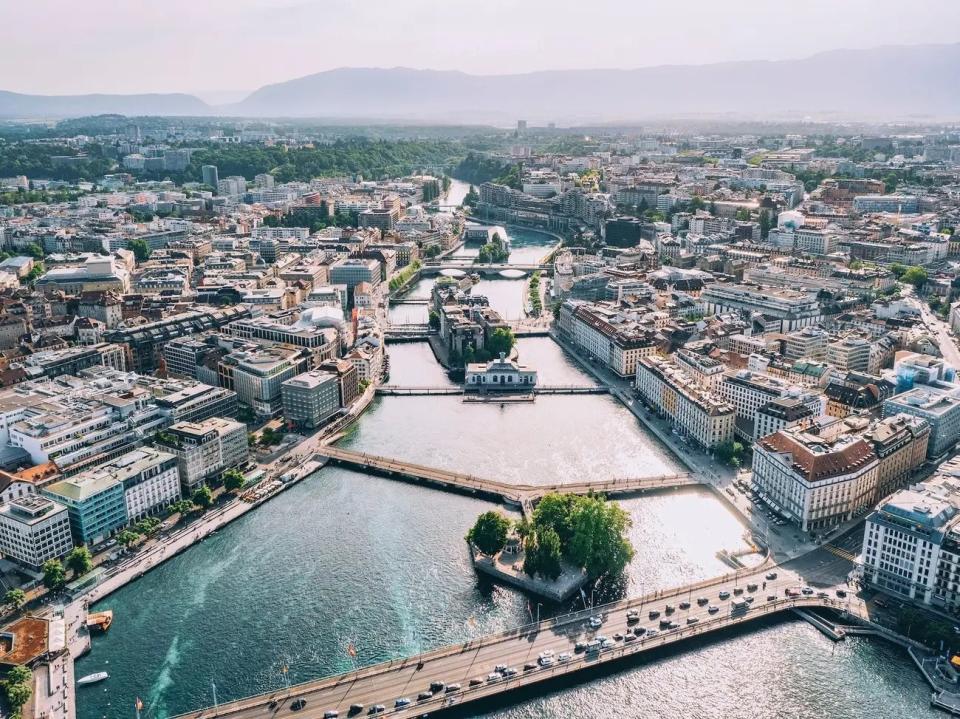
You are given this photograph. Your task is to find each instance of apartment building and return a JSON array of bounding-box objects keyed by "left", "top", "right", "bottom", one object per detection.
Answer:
[
  {"left": 754, "top": 397, "right": 815, "bottom": 440},
  {"left": 560, "top": 300, "right": 658, "bottom": 378},
  {"left": 76, "top": 447, "right": 182, "bottom": 523},
  {"left": 636, "top": 355, "right": 735, "bottom": 449},
  {"left": 782, "top": 327, "right": 829, "bottom": 362}
]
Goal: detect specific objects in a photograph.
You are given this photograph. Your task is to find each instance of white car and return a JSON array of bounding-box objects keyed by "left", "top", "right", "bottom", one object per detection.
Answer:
[{"left": 557, "top": 652, "right": 572, "bottom": 663}]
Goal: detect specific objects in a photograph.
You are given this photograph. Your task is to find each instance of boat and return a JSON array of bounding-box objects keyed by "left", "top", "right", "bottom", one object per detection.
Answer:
[
  {"left": 77, "top": 672, "right": 109, "bottom": 686},
  {"left": 86, "top": 610, "right": 113, "bottom": 633}
]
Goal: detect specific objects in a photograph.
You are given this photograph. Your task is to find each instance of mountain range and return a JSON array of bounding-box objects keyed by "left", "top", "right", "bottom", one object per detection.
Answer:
[{"left": 2, "top": 43, "right": 959, "bottom": 123}]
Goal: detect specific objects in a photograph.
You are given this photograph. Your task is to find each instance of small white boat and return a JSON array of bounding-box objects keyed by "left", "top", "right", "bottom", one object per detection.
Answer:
[{"left": 77, "top": 672, "right": 109, "bottom": 686}]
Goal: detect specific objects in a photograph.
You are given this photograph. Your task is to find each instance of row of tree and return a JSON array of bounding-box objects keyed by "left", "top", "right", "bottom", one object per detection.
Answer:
[{"left": 466, "top": 492, "right": 635, "bottom": 580}]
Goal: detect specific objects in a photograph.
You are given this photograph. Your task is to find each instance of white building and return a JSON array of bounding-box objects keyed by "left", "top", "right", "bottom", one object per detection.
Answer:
[
  {"left": 699, "top": 284, "right": 822, "bottom": 332},
  {"left": 465, "top": 353, "right": 537, "bottom": 390},
  {"left": 0, "top": 495, "right": 73, "bottom": 570},
  {"left": 752, "top": 423, "right": 878, "bottom": 533},
  {"left": 861, "top": 475, "right": 960, "bottom": 607}
]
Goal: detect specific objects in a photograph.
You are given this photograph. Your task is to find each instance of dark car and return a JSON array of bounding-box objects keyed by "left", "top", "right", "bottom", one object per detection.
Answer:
[{"left": 290, "top": 699, "right": 307, "bottom": 712}]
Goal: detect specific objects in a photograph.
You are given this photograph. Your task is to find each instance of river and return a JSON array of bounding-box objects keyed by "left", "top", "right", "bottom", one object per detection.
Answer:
[{"left": 75, "top": 336, "right": 940, "bottom": 719}]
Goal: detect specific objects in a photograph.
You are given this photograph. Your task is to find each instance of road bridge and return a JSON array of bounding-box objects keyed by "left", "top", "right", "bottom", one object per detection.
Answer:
[
  {"left": 172, "top": 568, "right": 854, "bottom": 719},
  {"left": 420, "top": 263, "right": 552, "bottom": 277}
]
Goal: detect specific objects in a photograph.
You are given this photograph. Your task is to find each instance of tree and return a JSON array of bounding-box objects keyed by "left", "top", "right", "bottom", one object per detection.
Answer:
[
  {"left": 65, "top": 546, "right": 92, "bottom": 576},
  {"left": 715, "top": 440, "right": 745, "bottom": 467},
  {"left": 24, "top": 244, "right": 44, "bottom": 261},
  {"left": 42, "top": 559, "right": 66, "bottom": 591},
  {"left": 167, "top": 499, "right": 194, "bottom": 517},
  {"left": 3, "top": 589, "right": 25, "bottom": 611},
  {"left": 192, "top": 485, "right": 214, "bottom": 510},
  {"left": 486, "top": 327, "right": 516, "bottom": 358},
  {"left": 428, "top": 310, "right": 440, "bottom": 331},
  {"left": 463, "top": 184, "right": 479, "bottom": 207},
  {"left": 425, "top": 244, "right": 442, "bottom": 259},
  {"left": 465, "top": 510, "right": 511, "bottom": 555},
  {"left": 567, "top": 495, "right": 634, "bottom": 578},
  {"left": 223, "top": 468, "right": 245, "bottom": 492},
  {"left": 532, "top": 493, "right": 578, "bottom": 546},
  {"left": 117, "top": 529, "right": 140, "bottom": 549},
  {"left": 523, "top": 527, "right": 563, "bottom": 580},
  {"left": 3, "top": 664, "right": 32, "bottom": 719},
  {"left": 128, "top": 238, "right": 152, "bottom": 263},
  {"left": 901, "top": 266, "right": 928, "bottom": 291}
]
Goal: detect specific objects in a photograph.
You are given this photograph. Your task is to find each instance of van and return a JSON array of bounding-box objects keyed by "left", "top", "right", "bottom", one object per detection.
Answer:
[{"left": 731, "top": 598, "right": 749, "bottom": 613}]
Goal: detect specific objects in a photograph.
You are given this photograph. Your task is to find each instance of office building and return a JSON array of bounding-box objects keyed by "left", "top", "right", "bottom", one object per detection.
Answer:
[
  {"left": 201, "top": 165, "right": 219, "bottom": 188},
  {"left": 884, "top": 387, "right": 960, "bottom": 458},
  {"left": 158, "top": 417, "right": 248, "bottom": 492},
  {"left": 0, "top": 496, "right": 73, "bottom": 570},
  {"left": 281, "top": 370, "right": 341, "bottom": 429},
  {"left": 42, "top": 472, "right": 128, "bottom": 545}
]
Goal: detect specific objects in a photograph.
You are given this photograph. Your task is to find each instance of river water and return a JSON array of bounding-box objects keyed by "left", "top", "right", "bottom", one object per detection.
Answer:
[{"left": 76, "top": 336, "right": 940, "bottom": 719}]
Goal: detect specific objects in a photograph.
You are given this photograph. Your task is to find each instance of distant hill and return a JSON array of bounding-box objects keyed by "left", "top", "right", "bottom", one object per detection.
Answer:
[
  {"left": 1, "top": 43, "right": 958, "bottom": 122},
  {"left": 0, "top": 90, "right": 209, "bottom": 118},
  {"left": 229, "top": 43, "right": 960, "bottom": 123}
]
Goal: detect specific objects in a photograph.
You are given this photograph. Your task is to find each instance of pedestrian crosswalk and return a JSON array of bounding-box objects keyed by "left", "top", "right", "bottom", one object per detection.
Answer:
[{"left": 823, "top": 543, "right": 860, "bottom": 563}]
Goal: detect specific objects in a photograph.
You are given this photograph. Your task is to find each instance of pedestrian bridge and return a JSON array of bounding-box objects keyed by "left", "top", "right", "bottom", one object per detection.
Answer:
[
  {"left": 315, "top": 446, "right": 694, "bottom": 505},
  {"left": 172, "top": 568, "right": 852, "bottom": 719},
  {"left": 374, "top": 385, "right": 609, "bottom": 396}
]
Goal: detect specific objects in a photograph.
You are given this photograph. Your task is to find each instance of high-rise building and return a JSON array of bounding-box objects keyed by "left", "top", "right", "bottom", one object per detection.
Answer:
[
  {"left": 158, "top": 417, "right": 249, "bottom": 493},
  {"left": 201, "top": 165, "right": 219, "bottom": 188}
]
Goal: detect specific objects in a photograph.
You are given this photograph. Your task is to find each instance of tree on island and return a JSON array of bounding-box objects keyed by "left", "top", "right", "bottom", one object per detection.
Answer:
[
  {"left": 65, "top": 546, "right": 93, "bottom": 576},
  {"left": 522, "top": 526, "right": 563, "bottom": 580},
  {"left": 466, "top": 510, "right": 512, "bottom": 555},
  {"left": 428, "top": 310, "right": 440, "bottom": 331},
  {"left": 42, "top": 559, "right": 66, "bottom": 591},
  {"left": 567, "top": 495, "right": 635, "bottom": 578},
  {"left": 463, "top": 184, "right": 479, "bottom": 207},
  {"left": 486, "top": 327, "right": 516, "bottom": 358},
  {"left": 477, "top": 233, "right": 510, "bottom": 264}
]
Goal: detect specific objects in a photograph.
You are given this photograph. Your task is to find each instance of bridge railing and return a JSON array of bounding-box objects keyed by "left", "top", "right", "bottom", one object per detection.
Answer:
[{"left": 174, "top": 593, "right": 844, "bottom": 719}]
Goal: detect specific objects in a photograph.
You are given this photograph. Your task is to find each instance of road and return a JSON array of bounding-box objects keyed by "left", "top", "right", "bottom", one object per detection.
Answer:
[
  {"left": 917, "top": 294, "right": 960, "bottom": 369},
  {"left": 174, "top": 566, "right": 848, "bottom": 719}
]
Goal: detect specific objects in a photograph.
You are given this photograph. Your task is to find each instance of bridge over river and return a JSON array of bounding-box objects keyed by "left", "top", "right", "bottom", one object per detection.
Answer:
[
  {"left": 316, "top": 446, "right": 695, "bottom": 506},
  {"left": 173, "top": 566, "right": 858, "bottom": 719}
]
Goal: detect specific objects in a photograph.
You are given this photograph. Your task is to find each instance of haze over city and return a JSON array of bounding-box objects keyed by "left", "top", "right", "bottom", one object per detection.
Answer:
[{"left": 2, "top": 0, "right": 959, "bottom": 96}]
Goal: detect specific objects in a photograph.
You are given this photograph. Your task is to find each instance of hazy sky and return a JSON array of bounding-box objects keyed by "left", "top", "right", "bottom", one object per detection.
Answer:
[{"left": 4, "top": 0, "right": 959, "bottom": 98}]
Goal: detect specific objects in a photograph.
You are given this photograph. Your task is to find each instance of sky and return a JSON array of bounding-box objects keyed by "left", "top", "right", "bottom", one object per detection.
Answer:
[{"left": 3, "top": 0, "right": 959, "bottom": 99}]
